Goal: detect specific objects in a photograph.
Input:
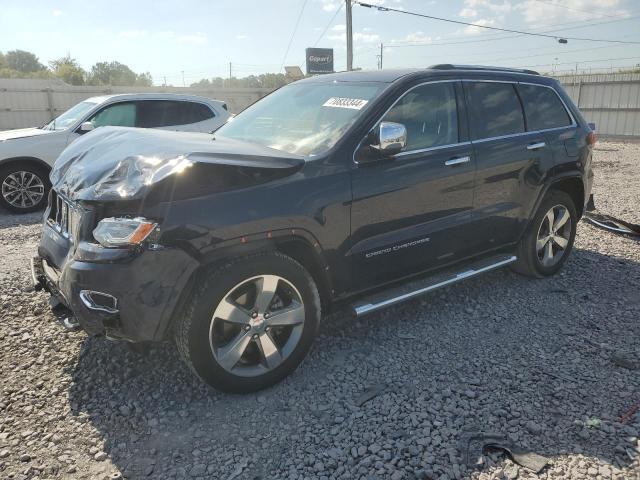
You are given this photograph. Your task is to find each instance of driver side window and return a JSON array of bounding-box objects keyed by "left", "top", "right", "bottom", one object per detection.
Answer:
[
  {"left": 89, "top": 102, "right": 137, "bottom": 128},
  {"left": 383, "top": 82, "right": 458, "bottom": 152}
]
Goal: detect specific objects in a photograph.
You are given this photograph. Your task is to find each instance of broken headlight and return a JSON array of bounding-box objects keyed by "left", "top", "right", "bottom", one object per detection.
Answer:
[{"left": 93, "top": 217, "right": 157, "bottom": 248}]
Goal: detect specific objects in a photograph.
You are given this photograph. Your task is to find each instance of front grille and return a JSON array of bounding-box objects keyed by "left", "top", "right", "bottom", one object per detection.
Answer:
[{"left": 47, "top": 191, "right": 81, "bottom": 242}]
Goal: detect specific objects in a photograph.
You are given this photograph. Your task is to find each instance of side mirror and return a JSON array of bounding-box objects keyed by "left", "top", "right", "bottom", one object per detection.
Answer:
[
  {"left": 375, "top": 122, "right": 407, "bottom": 157},
  {"left": 355, "top": 121, "right": 407, "bottom": 164},
  {"left": 78, "top": 121, "right": 94, "bottom": 133}
]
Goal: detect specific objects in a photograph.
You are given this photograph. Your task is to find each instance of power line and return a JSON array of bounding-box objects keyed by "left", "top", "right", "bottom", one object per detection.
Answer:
[
  {"left": 313, "top": 2, "right": 344, "bottom": 47},
  {"left": 355, "top": 1, "right": 640, "bottom": 45},
  {"left": 388, "top": 17, "right": 640, "bottom": 47},
  {"left": 280, "top": 0, "right": 309, "bottom": 72},
  {"left": 518, "top": 55, "right": 640, "bottom": 68},
  {"left": 386, "top": 10, "right": 638, "bottom": 48},
  {"left": 530, "top": 0, "right": 621, "bottom": 19}
]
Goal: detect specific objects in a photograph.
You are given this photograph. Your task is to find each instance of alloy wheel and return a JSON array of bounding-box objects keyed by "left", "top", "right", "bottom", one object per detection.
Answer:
[
  {"left": 536, "top": 204, "right": 572, "bottom": 267},
  {"left": 1, "top": 171, "right": 45, "bottom": 209},
  {"left": 209, "top": 275, "right": 306, "bottom": 377}
]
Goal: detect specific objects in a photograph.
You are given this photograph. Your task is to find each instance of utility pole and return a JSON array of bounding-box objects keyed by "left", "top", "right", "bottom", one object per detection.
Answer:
[
  {"left": 229, "top": 62, "right": 232, "bottom": 86},
  {"left": 346, "top": 0, "right": 353, "bottom": 71},
  {"left": 181, "top": 70, "right": 185, "bottom": 87},
  {"left": 163, "top": 76, "right": 167, "bottom": 87},
  {"left": 377, "top": 43, "right": 383, "bottom": 69}
]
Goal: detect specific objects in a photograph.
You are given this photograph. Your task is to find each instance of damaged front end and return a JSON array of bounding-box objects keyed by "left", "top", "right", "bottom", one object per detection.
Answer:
[{"left": 33, "top": 126, "right": 305, "bottom": 342}]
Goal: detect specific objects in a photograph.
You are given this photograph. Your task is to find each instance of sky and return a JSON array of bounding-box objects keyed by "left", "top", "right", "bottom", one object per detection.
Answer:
[{"left": 1, "top": 0, "right": 639, "bottom": 86}]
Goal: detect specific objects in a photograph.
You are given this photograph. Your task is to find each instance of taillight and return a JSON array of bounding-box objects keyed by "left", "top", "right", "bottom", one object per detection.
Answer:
[{"left": 586, "top": 131, "right": 597, "bottom": 145}]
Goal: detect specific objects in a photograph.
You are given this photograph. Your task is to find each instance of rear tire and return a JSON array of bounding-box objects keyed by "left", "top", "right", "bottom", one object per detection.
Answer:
[
  {"left": 0, "top": 163, "right": 50, "bottom": 213},
  {"left": 512, "top": 190, "right": 577, "bottom": 278},
  {"left": 175, "top": 252, "right": 321, "bottom": 393}
]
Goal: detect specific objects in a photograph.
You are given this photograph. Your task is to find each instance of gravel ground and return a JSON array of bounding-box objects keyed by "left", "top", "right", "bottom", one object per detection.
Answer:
[{"left": 1, "top": 141, "right": 639, "bottom": 480}]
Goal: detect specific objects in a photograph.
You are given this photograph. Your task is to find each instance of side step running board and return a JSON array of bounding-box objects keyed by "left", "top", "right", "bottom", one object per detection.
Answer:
[{"left": 351, "top": 254, "right": 517, "bottom": 316}]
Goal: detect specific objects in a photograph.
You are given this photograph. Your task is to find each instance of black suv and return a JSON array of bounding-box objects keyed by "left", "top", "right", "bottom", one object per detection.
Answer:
[{"left": 32, "top": 65, "right": 595, "bottom": 392}]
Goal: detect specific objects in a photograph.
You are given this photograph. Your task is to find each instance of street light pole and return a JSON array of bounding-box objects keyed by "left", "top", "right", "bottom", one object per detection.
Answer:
[{"left": 346, "top": 0, "right": 353, "bottom": 71}]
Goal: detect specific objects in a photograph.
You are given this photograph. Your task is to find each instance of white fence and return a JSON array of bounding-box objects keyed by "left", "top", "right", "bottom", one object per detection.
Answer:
[
  {"left": 1, "top": 74, "right": 640, "bottom": 138},
  {"left": 0, "top": 78, "right": 271, "bottom": 130}
]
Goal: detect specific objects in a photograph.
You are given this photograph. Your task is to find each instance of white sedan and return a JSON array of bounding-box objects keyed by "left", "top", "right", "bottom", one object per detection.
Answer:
[{"left": 0, "top": 93, "right": 230, "bottom": 212}]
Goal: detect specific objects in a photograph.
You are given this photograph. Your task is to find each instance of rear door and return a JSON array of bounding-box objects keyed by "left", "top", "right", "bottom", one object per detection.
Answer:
[
  {"left": 350, "top": 80, "right": 477, "bottom": 289},
  {"left": 464, "top": 80, "right": 554, "bottom": 249}
]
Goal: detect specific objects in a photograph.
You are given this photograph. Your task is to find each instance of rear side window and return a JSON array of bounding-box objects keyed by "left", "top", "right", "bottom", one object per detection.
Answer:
[
  {"left": 184, "top": 102, "right": 215, "bottom": 123},
  {"left": 90, "top": 102, "right": 137, "bottom": 128},
  {"left": 517, "top": 84, "right": 572, "bottom": 131},
  {"left": 382, "top": 82, "right": 458, "bottom": 151},
  {"left": 465, "top": 82, "right": 524, "bottom": 140},
  {"left": 136, "top": 100, "right": 214, "bottom": 128}
]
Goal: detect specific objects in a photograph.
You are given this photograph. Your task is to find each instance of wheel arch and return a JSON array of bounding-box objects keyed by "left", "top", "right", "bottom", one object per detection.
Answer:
[
  {"left": 158, "top": 232, "right": 334, "bottom": 341},
  {"left": 0, "top": 156, "right": 52, "bottom": 177},
  {"left": 547, "top": 175, "right": 585, "bottom": 218}
]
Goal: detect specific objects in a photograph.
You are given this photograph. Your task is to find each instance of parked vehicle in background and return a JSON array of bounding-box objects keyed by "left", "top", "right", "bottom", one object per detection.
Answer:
[
  {"left": 32, "top": 65, "right": 595, "bottom": 393},
  {"left": 0, "top": 93, "right": 229, "bottom": 212}
]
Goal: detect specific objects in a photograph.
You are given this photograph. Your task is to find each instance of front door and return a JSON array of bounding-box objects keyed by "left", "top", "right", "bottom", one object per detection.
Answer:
[{"left": 349, "top": 80, "right": 476, "bottom": 290}]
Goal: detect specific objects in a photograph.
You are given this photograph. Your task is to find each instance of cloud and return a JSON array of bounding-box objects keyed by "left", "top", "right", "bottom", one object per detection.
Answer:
[
  {"left": 403, "top": 31, "right": 432, "bottom": 43},
  {"left": 118, "top": 30, "right": 148, "bottom": 39},
  {"left": 52, "top": 9, "right": 63, "bottom": 17},
  {"left": 235, "top": 34, "right": 249, "bottom": 40},
  {"left": 464, "top": 0, "right": 511, "bottom": 14},
  {"left": 515, "top": 0, "right": 626, "bottom": 25},
  {"left": 459, "top": 7, "right": 478, "bottom": 18},
  {"left": 317, "top": 0, "right": 339, "bottom": 12},
  {"left": 463, "top": 18, "right": 496, "bottom": 35},
  {"left": 331, "top": 24, "right": 346, "bottom": 31},
  {"left": 327, "top": 31, "right": 380, "bottom": 43},
  {"left": 177, "top": 33, "right": 206, "bottom": 45}
]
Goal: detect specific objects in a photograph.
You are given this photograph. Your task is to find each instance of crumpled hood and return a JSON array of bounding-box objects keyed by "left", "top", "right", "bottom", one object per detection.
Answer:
[
  {"left": 51, "top": 126, "right": 305, "bottom": 202},
  {"left": 0, "top": 127, "right": 52, "bottom": 141}
]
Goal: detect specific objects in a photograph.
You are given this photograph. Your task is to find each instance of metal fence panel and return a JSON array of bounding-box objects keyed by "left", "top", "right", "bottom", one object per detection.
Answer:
[
  {"left": 1, "top": 75, "right": 640, "bottom": 137},
  {"left": 553, "top": 73, "right": 640, "bottom": 138},
  {"left": 0, "top": 79, "right": 271, "bottom": 130}
]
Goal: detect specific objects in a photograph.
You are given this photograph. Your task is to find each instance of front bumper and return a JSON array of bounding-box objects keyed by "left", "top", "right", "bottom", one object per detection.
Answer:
[{"left": 33, "top": 226, "right": 198, "bottom": 342}]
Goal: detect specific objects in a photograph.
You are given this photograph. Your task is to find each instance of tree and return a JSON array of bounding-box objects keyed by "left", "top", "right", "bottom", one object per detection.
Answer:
[
  {"left": 49, "top": 55, "right": 86, "bottom": 85},
  {"left": 88, "top": 61, "right": 138, "bottom": 86},
  {"left": 5, "top": 49, "right": 46, "bottom": 73},
  {"left": 134, "top": 72, "right": 153, "bottom": 86}
]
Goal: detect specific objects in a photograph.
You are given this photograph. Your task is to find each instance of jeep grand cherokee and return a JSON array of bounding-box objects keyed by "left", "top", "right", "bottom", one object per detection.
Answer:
[{"left": 32, "top": 65, "right": 595, "bottom": 392}]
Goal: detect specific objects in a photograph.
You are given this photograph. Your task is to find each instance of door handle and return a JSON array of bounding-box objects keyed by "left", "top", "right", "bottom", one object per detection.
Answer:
[
  {"left": 445, "top": 156, "right": 471, "bottom": 166},
  {"left": 526, "top": 141, "right": 546, "bottom": 150}
]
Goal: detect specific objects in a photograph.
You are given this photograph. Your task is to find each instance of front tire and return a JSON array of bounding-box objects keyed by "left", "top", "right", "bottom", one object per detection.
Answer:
[
  {"left": 0, "top": 164, "right": 50, "bottom": 213},
  {"left": 513, "top": 190, "right": 577, "bottom": 278},
  {"left": 175, "top": 252, "right": 321, "bottom": 393}
]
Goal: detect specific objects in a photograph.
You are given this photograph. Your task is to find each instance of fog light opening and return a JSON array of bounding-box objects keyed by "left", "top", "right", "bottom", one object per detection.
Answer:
[{"left": 79, "top": 290, "right": 119, "bottom": 314}]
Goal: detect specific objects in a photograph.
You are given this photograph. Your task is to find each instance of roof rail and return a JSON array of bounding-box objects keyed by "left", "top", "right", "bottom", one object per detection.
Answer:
[{"left": 429, "top": 64, "right": 540, "bottom": 76}]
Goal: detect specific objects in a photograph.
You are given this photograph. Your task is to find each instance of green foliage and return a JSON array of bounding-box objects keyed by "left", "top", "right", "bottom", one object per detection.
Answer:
[
  {"left": 87, "top": 61, "right": 137, "bottom": 86},
  {"left": 5, "top": 49, "right": 46, "bottom": 73},
  {"left": 49, "top": 55, "right": 86, "bottom": 85},
  {"left": 190, "top": 73, "right": 289, "bottom": 89},
  {"left": 0, "top": 50, "right": 152, "bottom": 86},
  {"left": 134, "top": 72, "right": 153, "bottom": 87}
]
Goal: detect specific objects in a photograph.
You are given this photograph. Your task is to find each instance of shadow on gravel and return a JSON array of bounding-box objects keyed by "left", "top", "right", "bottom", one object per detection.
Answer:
[
  {"left": 0, "top": 210, "right": 42, "bottom": 230},
  {"left": 66, "top": 246, "right": 640, "bottom": 479}
]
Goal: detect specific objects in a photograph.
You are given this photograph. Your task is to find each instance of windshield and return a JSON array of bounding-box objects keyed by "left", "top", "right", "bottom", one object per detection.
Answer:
[
  {"left": 43, "top": 101, "right": 97, "bottom": 131},
  {"left": 216, "top": 82, "right": 385, "bottom": 157}
]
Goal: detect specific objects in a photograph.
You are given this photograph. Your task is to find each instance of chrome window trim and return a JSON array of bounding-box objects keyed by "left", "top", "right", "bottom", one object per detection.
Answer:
[
  {"left": 353, "top": 79, "right": 461, "bottom": 164},
  {"left": 353, "top": 77, "right": 579, "bottom": 164},
  {"left": 395, "top": 141, "right": 472, "bottom": 158}
]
